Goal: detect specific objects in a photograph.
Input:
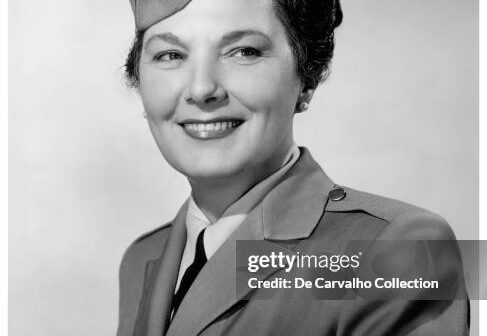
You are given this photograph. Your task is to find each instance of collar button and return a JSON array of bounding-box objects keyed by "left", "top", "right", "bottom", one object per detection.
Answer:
[{"left": 329, "top": 187, "right": 346, "bottom": 202}]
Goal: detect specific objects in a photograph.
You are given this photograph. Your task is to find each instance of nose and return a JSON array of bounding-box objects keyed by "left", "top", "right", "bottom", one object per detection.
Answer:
[{"left": 185, "top": 62, "right": 228, "bottom": 106}]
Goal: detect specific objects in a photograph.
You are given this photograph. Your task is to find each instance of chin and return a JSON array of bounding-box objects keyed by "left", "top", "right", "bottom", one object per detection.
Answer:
[{"left": 176, "top": 157, "right": 249, "bottom": 182}]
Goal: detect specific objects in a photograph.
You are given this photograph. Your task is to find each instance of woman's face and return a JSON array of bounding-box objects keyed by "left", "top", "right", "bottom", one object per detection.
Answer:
[{"left": 139, "top": 0, "right": 303, "bottom": 181}]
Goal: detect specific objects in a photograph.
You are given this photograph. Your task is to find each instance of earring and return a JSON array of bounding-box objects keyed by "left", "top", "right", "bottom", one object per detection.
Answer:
[
  {"left": 143, "top": 111, "right": 147, "bottom": 119},
  {"left": 297, "top": 101, "right": 309, "bottom": 113}
]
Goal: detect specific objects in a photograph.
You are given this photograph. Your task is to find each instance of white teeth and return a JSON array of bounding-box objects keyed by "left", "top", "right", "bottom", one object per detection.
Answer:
[
  {"left": 223, "top": 121, "right": 233, "bottom": 130},
  {"left": 183, "top": 121, "right": 240, "bottom": 132}
]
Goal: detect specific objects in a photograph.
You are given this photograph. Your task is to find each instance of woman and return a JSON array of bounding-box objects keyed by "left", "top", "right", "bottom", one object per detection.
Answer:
[{"left": 117, "top": 0, "right": 469, "bottom": 335}]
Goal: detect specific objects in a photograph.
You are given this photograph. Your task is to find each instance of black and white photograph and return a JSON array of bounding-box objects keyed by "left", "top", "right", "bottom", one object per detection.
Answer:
[{"left": 6, "top": 0, "right": 481, "bottom": 335}]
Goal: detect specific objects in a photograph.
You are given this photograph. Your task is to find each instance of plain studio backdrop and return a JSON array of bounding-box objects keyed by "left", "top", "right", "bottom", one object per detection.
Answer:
[{"left": 9, "top": 0, "right": 478, "bottom": 335}]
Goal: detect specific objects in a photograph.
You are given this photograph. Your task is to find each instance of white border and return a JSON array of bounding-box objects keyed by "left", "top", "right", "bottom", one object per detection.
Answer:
[
  {"left": 479, "top": 0, "right": 485, "bottom": 333},
  {"left": 0, "top": 0, "right": 8, "bottom": 335}
]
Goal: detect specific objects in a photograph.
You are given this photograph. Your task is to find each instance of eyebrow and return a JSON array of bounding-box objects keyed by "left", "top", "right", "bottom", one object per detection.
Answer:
[
  {"left": 144, "top": 29, "right": 271, "bottom": 50},
  {"left": 145, "top": 32, "right": 187, "bottom": 50},
  {"left": 217, "top": 30, "right": 272, "bottom": 48}
]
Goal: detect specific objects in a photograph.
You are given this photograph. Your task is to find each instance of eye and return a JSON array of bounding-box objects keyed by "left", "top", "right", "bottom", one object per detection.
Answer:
[
  {"left": 230, "top": 47, "right": 262, "bottom": 60},
  {"left": 153, "top": 51, "right": 185, "bottom": 62}
]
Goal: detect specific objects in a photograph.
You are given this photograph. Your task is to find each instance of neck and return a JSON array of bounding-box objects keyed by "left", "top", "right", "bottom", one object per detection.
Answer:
[{"left": 189, "top": 143, "right": 294, "bottom": 223}]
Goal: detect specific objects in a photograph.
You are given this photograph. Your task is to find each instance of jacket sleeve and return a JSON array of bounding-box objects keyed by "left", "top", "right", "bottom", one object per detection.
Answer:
[{"left": 336, "top": 211, "right": 469, "bottom": 336}]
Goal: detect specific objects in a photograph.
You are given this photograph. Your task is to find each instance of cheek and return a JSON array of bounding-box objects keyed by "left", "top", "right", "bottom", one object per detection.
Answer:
[
  {"left": 226, "top": 62, "right": 301, "bottom": 126},
  {"left": 138, "top": 68, "right": 184, "bottom": 120},
  {"left": 229, "top": 58, "right": 300, "bottom": 107}
]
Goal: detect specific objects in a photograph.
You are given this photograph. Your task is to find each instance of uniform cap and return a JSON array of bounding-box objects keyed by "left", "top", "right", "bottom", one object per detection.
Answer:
[{"left": 129, "top": 0, "right": 192, "bottom": 31}]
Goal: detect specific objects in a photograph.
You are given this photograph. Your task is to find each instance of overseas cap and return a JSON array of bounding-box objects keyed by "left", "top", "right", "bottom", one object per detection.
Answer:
[{"left": 129, "top": 0, "right": 192, "bottom": 31}]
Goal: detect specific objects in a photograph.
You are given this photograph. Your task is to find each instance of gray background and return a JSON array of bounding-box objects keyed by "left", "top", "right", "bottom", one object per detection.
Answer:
[{"left": 9, "top": 0, "right": 478, "bottom": 335}]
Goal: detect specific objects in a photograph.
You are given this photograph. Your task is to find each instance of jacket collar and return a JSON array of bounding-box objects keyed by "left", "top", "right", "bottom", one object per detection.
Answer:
[{"left": 261, "top": 146, "right": 335, "bottom": 240}]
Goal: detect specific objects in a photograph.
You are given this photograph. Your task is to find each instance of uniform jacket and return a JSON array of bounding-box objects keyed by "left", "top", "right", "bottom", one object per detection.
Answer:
[{"left": 117, "top": 148, "right": 469, "bottom": 336}]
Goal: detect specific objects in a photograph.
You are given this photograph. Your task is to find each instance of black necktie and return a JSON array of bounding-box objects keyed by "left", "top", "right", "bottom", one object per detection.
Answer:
[{"left": 172, "top": 228, "right": 208, "bottom": 317}]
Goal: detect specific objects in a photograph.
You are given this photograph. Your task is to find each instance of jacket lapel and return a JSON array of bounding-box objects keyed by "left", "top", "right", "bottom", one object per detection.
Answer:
[
  {"left": 134, "top": 200, "right": 189, "bottom": 336},
  {"left": 166, "top": 148, "right": 335, "bottom": 336}
]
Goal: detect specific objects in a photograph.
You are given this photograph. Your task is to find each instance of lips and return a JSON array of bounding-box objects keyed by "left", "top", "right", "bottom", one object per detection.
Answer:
[{"left": 179, "top": 118, "right": 244, "bottom": 140}]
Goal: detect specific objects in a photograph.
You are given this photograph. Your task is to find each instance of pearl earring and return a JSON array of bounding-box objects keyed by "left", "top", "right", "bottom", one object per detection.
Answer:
[
  {"left": 143, "top": 111, "right": 147, "bottom": 119},
  {"left": 297, "top": 102, "right": 309, "bottom": 112}
]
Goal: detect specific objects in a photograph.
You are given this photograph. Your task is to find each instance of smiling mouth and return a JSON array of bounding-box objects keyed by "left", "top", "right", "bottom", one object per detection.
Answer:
[{"left": 179, "top": 119, "right": 244, "bottom": 140}]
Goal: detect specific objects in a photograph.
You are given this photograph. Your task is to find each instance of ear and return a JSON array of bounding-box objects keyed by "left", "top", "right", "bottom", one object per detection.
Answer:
[
  {"left": 295, "top": 88, "right": 315, "bottom": 113},
  {"left": 299, "top": 88, "right": 315, "bottom": 104}
]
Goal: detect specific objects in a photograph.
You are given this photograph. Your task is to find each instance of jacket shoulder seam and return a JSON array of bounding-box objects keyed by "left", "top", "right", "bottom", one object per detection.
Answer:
[{"left": 325, "top": 186, "right": 442, "bottom": 224}]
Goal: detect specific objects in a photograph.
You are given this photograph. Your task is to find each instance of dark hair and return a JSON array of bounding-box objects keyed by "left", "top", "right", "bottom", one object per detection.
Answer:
[{"left": 125, "top": 0, "right": 342, "bottom": 90}]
